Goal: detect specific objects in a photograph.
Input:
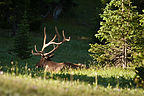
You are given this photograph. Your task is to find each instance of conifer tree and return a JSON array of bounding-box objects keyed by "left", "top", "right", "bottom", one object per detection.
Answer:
[
  {"left": 89, "top": 0, "right": 144, "bottom": 68},
  {"left": 14, "top": 11, "right": 32, "bottom": 59},
  {"left": 134, "top": 9, "right": 144, "bottom": 66}
]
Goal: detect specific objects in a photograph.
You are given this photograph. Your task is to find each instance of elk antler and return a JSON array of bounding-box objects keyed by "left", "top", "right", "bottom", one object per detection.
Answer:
[{"left": 32, "top": 26, "right": 70, "bottom": 57}]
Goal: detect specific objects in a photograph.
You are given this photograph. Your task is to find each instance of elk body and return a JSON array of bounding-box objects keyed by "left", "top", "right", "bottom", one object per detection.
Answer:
[{"left": 32, "top": 27, "right": 83, "bottom": 72}]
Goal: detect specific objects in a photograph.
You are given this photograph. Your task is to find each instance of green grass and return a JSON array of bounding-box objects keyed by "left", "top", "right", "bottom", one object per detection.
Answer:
[
  {"left": 0, "top": 22, "right": 144, "bottom": 96},
  {"left": 0, "top": 29, "right": 144, "bottom": 95},
  {"left": 0, "top": 68, "right": 144, "bottom": 96}
]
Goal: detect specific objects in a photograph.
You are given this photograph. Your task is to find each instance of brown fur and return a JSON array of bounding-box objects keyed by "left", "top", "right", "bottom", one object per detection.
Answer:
[{"left": 36, "top": 57, "right": 84, "bottom": 72}]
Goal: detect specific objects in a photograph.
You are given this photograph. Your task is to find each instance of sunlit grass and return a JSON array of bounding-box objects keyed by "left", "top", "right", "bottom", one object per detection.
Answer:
[
  {"left": 0, "top": 67, "right": 144, "bottom": 96},
  {"left": 0, "top": 62, "right": 137, "bottom": 88}
]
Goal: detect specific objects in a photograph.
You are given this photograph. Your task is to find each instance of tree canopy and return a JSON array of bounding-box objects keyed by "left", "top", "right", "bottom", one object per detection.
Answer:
[{"left": 89, "top": 0, "right": 144, "bottom": 68}]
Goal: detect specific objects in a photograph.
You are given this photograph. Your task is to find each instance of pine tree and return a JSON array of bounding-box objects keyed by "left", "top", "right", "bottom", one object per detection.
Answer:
[
  {"left": 89, "top": 0, "right": 144, "bottom": 68},
  {"left": 133, "top": 9, "right": 144, "bottom": 66},
  {"left": 14, "top": 11, "right": 32, "bottom": 59}
]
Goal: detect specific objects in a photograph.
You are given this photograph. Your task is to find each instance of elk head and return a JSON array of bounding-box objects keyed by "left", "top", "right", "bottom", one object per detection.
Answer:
[{"left": 32, "top": 26, "right": 72, "bottom": 71}]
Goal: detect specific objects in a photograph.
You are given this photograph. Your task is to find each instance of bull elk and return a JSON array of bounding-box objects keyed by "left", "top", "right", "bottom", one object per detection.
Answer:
[{"left": 32, "top": 26, "right": 84, "bottom": 72}]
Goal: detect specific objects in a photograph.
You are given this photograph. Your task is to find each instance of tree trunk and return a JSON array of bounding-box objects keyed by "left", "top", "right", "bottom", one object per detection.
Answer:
[
  {"left": 124, "top": 41, "right": 127, "bottom": 68},
  {"left": 122, "top": 44, "right": 126, "bottom": 68},
  {"left": 122, "top": 0, "right": 126, "bottom": 69}
]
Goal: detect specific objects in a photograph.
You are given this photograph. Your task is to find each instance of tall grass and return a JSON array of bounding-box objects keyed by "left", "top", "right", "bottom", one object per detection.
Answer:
[{"left": 0, "top": 66, "right": 144, "bottom": 96}]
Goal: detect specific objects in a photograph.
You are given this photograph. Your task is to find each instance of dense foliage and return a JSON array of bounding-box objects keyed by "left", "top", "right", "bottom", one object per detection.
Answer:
[
  {"left": 89, "top": 0, "right": 144, "bottom": 67},
  {"left": 100, "top": 0, "right": 144, "bottom": 13},
  {"left": 13, "top": 12, "right": 32, "bottom": 59}
]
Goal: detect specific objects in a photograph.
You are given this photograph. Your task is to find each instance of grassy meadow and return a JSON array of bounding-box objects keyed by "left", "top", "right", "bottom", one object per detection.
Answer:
[
  {"left": 0, "top": 27, "right": 144, "bottom": 96},
  {"left": 0, "top": 67, "right": 144, "bottom": 96}
]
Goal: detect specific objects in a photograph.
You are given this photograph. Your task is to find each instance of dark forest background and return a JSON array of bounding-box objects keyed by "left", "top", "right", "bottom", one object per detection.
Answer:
[{"left": 0, "top": 0, "right": 143, "bottom": 36}]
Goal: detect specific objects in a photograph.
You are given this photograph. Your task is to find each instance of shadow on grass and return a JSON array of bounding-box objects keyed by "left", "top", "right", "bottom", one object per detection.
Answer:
[
  {"left": 1, "top": 64, "right": 135, "bottom": 89},
  {"left": 52, "top": 73, "right": 135, "bottom": 88}
]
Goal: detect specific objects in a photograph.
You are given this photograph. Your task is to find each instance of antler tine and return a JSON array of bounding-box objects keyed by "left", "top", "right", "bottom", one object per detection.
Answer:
[
  {"left": 32, "top": 44, "right": 41, "bottom": 56},
  {"left": 42, "top": 34, "right": 57, "bottom": 52},
  {"left": 55, "top": 26, "right": 60, "bottom": 42},
  {"left": 62, "top": 30, "right": 66, "bottom": 40},
  {"left": 32, "top": 50, "right": 41, "bottom": 56},
  {"left": 43, "top": 27, "right": 47, "bottom": 45},
  {"left": 41, "top": 27, "right": 47, "bottom": 51},
  {"left": 43, "top": 45, "right": 59, "bottom": 56},
  {"left": 32, "top": 28, "right": 46, "bottom": 56},
  {"left": 43, "top": 26, "right": 60, "bottom": 56},
  {"left": 42, "top": 26, "right": 60, "bottom": 52},
  {"left": 49, "top": 34, "right": 57, "bottom": 42},
  {"left": 34, "top": 45, "right": 39, "bottom": 53},
  {"left": 62, "top": 30, "right": 70, "bottom": 41},
  {"left": 43, "top": 28, "right": 70, "bottom": 57}
]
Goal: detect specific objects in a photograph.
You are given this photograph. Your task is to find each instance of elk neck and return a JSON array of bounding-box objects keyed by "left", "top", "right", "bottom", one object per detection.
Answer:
[{"left": 36, "top": 56, "right": 52, "bottom": 67}]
